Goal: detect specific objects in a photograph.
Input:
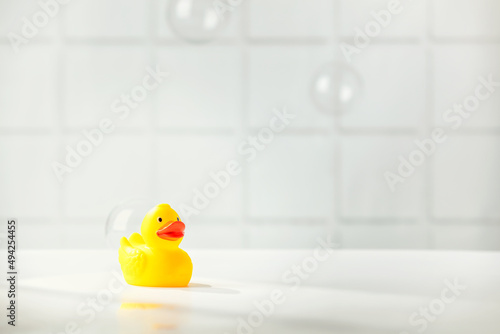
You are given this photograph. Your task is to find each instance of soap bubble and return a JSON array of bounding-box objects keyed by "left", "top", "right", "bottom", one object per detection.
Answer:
[
  {"left": 310, "top": 62, "right": 363, "bottom": 114},
  {"left": 105, "top": 198, "right": 156, "bottom": 249},
  {"left": 167, "top": 0, "right": 228, "bottom": 43}
]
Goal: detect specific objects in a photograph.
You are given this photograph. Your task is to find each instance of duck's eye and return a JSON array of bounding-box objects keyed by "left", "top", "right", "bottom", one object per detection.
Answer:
[
  {"left": 158, "top": 217, "right": 162, "bottom": 223},
  {"left": 177, "top": 217, "right": 179, "bottom": 221}
]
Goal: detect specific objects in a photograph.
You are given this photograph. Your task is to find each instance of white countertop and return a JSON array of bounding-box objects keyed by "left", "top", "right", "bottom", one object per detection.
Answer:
[{"left": 2, "top": 249, "right": 500, "bottom": 334}]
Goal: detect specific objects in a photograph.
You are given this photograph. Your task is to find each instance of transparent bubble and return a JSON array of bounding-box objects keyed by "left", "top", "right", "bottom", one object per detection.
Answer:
[
  {"left": 167, "top": 0, "right": 228, "bottom": 43},
  {"left": 310, "top": 62, "right": 363, "bottom": 114},
  {"left": 105, "top": 198, "right": 156, "bottom": 249}
]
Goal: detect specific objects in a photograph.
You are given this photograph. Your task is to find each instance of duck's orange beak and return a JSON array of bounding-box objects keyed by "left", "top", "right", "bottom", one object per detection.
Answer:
[{"left": 156, "top": 221, "right": 185, "bottom": 240}]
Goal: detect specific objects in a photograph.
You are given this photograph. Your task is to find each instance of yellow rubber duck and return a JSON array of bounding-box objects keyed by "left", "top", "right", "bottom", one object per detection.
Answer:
[{"left": 118, "top": 204, "right": 193, "bottom": 287}]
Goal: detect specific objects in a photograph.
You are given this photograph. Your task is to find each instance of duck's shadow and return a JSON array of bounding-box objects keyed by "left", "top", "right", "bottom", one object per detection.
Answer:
[{"left": 179, "top": 283, "right": 240, "bottom": 295}]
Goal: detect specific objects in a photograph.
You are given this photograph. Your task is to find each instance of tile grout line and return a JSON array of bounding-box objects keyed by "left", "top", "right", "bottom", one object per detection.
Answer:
[
  {"left": 3, "top": 37, "right": 499, "bottom": 46},
  {"left": 55, "top": 7, "right": 66, "bottom": 237},
  {"left": 7, "top": 126, "right": 500, "bottom": 135},
  {"left": 331, "top": 0, "right": 343, "bottom": 245},
  {"left": 423, "top": 0, "right": 435, "bottom": 249},
  {"left": 149, "top": 0, "right": 159, "bottom": 203},
  {"left": 239, "top": 1, "right": 251, "bottom": 249}
]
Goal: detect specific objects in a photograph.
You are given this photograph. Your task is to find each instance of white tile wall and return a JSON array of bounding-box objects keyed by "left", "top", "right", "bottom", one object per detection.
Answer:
[
  {"left": 0, "top": 135, "right": 59, "bottom": 219},
  {"left": 431, "top": 134, "right": 500, "bottom": 219},
  {"left": 64, "top": 135, "right": 152, "bottom": 218},
  {"left": 340, "top": 0, "right": 425, "bottom": 38},
  {"left": 157, "top": 134, "right": 241, "bottom": 218},
  {"left": 61, "top": 223, "right": 107, "bottom": 249},
  {"left": 342, "top": 45, "right": 426, "bottom": 128},
  {"left": 157, "top": 0, "right": 241, "bottom": 39},
  {"left": 247, "top": 223, "right": 329, "bottom": 248},
  {"left": 18, "top": 224, "right": 65, "bottom": 249},
  {"left": 0, "top": 0, "right": 499, "bottom": 250},
  {"left": 433, "top": 45, "right": 500, "bottom": 129},
  {"left": 432, "top": 224, "right": 500, "bottom": 250},
  {"left": 0, "top": 45, "right": 57, "bottom": 128},
  {"left": 156, "top": 46, "right": 241, "bottom": 129},
  {"left": 0, "top": 0, "right": 58, "bottom": 39},
  {"left": 248, "top": 135, "right": 334, "bottom": 219},
  {"left": 341, "top": 224, "right": 427, "bottom": 249},
  {"left": 432, "top": 0, "right": 500, "bottom": 38},
  {"left": 64, "top": 45, "right": 151, "bottom": 128},
  {"left": 340, "top": 135, "right": 423, "bottom": 219},
  {"left": 248, "top": 0, "right": 334, "bottom": 39},
  {"left": 182, "top": 223, "right": 243, "bottom": 249},
  {"left": 63, "top": 0, "right": 148, "bottom": 38},
  {"left": 248, "top": 46, "right": 334, "bottom": 128}
]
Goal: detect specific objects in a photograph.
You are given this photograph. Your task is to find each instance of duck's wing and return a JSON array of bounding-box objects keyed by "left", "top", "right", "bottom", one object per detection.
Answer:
[
  {"left": 128, "top": 232, "right": 145, "bottom": 247},
  {"left": 119, "top": 236, "right": 146, "bottom": 280}
]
